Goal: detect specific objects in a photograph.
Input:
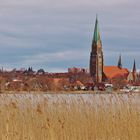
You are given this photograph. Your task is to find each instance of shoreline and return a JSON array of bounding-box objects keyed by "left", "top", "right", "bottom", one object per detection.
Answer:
[{"left": 0, "top": 90, "right": 137, "bottom": 94}]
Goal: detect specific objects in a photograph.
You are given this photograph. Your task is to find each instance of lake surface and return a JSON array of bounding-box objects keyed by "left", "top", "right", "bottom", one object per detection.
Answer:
[{"left": 0, "top": 93, "right": 140, "bottom": 110}]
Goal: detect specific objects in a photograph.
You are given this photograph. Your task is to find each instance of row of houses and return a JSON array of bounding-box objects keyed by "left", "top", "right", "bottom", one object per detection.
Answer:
[{"left": 0, "top": 64, "right": 139, "bottom": 92}]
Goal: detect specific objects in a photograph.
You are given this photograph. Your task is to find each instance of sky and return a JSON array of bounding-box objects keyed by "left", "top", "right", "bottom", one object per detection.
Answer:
[{"left": 0, "top": 0, "right": 140, "bottom": 72}]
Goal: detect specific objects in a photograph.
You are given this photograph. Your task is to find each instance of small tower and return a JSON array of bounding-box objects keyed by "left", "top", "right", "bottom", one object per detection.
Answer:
[
  {"left": 90, "top": 16, "right": 104, "bottom": 83},
  {"left": 132, "top": 59, "right": 137, "bottom": 82},
  {"left": 117, "top": 54, "right": 122, "bottom": 69}
]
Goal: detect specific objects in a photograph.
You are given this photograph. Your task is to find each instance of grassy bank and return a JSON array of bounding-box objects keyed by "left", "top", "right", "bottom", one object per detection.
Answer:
[
  {"left": 0, "top": 90, "right": 125, "bottom": 94},
  {"left": 0, "top": 94, "right": 140, "bottom": 140}
]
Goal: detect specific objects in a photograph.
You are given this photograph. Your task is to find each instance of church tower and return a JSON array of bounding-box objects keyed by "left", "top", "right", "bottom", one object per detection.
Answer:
[
  {"left": 90, "top": 16, "right": 104, "bottom": 83},
  {"left": 117, "top": 54, "right": 122, "bottom": 69},
  {"left": 132, "top": 59, "right": 137, "bottom": 82}
]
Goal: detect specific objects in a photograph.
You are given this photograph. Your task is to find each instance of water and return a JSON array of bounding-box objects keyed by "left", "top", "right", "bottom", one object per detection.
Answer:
[{"left": 0, "top": 93, "right": 140, "bottom": 109}]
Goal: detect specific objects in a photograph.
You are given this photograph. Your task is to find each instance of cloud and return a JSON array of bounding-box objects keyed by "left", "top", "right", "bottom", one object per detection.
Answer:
[
  {"left": 0, "top": 0, "right": 131, "bottom": 7},
  {"left": 21, "top": 49, "right": 88, "bottom": 68},
  {"left": 0, "top": 0, "right": 139, "bottom": 71}
]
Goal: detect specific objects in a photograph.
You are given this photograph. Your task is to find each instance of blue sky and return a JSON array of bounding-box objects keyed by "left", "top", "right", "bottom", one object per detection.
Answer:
[{"left": 0, "top": 0, "right": 140, "bottom": 72}]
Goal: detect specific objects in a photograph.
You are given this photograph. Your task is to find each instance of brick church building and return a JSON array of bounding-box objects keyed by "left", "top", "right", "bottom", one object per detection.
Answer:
[{"left": 89, "top": 16, "right": 137, "bottom": 83}]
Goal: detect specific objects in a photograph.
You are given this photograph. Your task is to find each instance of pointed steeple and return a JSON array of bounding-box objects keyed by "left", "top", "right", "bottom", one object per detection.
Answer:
[
  {"left": 118, "top": 54, "right": 122, "bottom": 69},
  {"left": 90, "top": 15, "right": 104, "bottom": 83},
  {"left": 133, "top": 59, "right": 136, "bottom": 73},
  {"left": 132, "top": 59, "right": 137, "bottom": 82},
  {"left": 93, "top": 15, "right": 101, "bottom": 44}
]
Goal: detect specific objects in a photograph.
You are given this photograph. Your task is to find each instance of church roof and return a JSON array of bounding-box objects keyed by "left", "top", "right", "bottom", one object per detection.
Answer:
[
  {"left": 103, "top": 66, "right": 129, "bottom": 79},
  {"left": 93, "top": 16, "right": 100, "bottom": 43}
]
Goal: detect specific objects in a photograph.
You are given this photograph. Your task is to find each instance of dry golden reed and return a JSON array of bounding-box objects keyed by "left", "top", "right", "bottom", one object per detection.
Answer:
[{"left": 0, "top": 94, "right": 140, "bottom": 140}]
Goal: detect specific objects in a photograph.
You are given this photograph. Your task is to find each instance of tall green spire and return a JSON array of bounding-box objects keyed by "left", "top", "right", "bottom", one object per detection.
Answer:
[
  {"left": 90, "top": 15, "right": 104, "bottom": 83},
  {"left": 93, "top": 15, "right": 100, "bottom": 43}
]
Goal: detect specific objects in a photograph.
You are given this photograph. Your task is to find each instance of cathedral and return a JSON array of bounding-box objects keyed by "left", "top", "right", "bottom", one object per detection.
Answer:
[
  {"left": 90, "top": 17, "right": 104, "bottom": 83},
  {"left": 89, "top": 16, "right": 137, "bottom": 83}
]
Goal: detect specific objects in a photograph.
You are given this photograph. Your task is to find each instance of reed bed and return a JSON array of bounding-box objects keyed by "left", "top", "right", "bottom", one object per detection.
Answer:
[{"left": 0, "top": 94, "right": 140, "bottom": 140}]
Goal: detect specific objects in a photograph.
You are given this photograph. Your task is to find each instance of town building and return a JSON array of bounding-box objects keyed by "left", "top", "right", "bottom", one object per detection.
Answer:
[
  {"left": 89, "top": 16, "right": 136, "bottom": 84},
  {"left": 90, "top": 16, "right": 104, "bottom": 83}
]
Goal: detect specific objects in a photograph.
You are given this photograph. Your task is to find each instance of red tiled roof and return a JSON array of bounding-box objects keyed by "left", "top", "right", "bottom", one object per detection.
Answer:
[{"left": 103, "top": 66, "right": 129, "bottom": 79}]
